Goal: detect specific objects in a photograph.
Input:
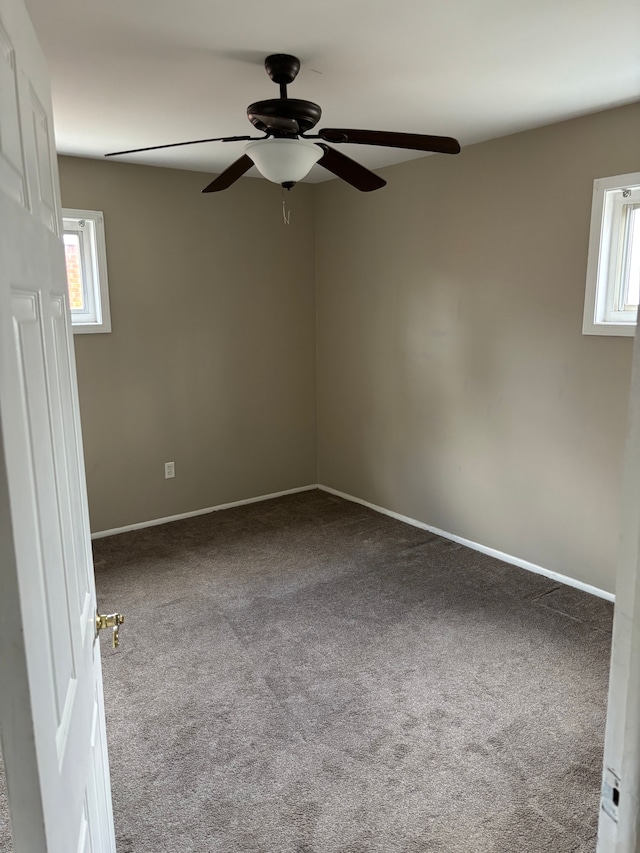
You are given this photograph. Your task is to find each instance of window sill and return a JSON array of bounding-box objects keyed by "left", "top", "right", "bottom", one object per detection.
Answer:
[
  {"left": 582, "top": 321, "right": 635, "bottom": 337},
  {"left": 71, "top": 321, "right": 112, "bottom": 335}
]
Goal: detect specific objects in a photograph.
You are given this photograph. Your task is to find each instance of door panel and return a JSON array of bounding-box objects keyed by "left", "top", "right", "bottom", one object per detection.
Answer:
[
  {"left": 11, "top": 286, "right": 76, "bottom": 728},
  {"left": 27, "top": 85, "right": 56, "bottom": 232},
  {"left": 0, "top": 20, "right": 27, "bottom": 207}
]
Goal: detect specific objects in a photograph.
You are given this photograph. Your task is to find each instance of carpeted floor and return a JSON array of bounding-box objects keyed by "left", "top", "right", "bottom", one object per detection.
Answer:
[{"left": 1, "top": 490, "right": 612, "bottom": 852}]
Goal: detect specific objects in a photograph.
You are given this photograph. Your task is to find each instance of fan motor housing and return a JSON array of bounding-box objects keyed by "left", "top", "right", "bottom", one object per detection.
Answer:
[{"left": 247, "top": 99, "right": 322, "bottom": 134}]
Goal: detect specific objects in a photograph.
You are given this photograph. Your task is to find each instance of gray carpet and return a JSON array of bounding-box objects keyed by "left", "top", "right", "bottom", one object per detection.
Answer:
[
  {"left": 0, "top": 753, "right": 8, "bottom": 853},
  {"left": 0, "top": 490, "right": 612, "bottom": 852}
]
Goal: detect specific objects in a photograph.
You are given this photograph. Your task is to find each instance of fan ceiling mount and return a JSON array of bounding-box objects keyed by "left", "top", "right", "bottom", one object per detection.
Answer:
[{"left": 106, "top": 54, "right": 461, "bottom": 193}]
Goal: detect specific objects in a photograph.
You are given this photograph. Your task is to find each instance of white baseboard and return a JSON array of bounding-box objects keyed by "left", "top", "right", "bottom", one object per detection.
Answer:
[
  {"left": 92, "top": 481, "right": 615, "bottom": 603},
  {"left": 91, "top": 484, "right": 319, "bottom": 540},
  {"left": 318, "top": 484, "right": 615, "bottom": 602}
]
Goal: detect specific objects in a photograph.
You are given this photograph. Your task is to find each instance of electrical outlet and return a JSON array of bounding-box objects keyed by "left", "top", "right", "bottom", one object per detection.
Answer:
[
  {"left": 164, "top": 461, "right": 175, "bottom": 479},
  {"left": 601, "top": 767, "right": 620, "bottom": 823}
]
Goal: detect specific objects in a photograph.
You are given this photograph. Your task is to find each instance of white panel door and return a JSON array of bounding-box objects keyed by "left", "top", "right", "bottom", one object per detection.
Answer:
[{"left": 0, "top": 0, "right": 116, "bottom": 851}]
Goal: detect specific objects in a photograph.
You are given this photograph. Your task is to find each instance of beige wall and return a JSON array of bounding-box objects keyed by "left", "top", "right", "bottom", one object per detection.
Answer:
[
  {"left": 61, "top": 104, "right": 639, "bottom": 590},
  {"left": 316, "top": 103, "right": 640, "bottom": 594},
  {"left": 59, "top": 156, "right": 317, "bottom": 533}
]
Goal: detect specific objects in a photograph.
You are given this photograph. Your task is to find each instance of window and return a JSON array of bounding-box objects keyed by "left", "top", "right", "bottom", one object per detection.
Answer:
[
  {"left": 62, "top": 208, "right": 111, "bottom": 333},
  {"left": 583, "top": 172, "right": 640, "bottom": 336}
]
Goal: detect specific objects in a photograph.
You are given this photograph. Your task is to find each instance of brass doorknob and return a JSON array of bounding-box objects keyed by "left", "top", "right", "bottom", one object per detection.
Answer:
[{"left": 96, "top": 612, "right": 125, "bottom": 648}]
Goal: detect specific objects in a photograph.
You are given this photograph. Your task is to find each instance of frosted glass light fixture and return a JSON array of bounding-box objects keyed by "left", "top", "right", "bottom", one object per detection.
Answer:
[{"left": 245, "top": 138, "right": 322, "bottom": 186}]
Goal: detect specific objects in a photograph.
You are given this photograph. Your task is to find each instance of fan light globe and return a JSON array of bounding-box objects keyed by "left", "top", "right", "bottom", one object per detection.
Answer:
[{"left": 245, "top": 138, "right": 322, "bottom": 185}]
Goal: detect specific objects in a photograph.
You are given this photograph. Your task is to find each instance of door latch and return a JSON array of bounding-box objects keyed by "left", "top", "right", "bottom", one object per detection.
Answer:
[{"left": 96, "top": 612, "right": 125, "bottom": 648}]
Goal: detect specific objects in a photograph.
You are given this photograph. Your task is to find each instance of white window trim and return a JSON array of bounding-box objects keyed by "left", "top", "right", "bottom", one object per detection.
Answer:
[
  {"left": 62, "top": 207, "right": 112, "bottom": 334},
  {"left": 583, "top": 172, "right": 640, "bottom": 337}
]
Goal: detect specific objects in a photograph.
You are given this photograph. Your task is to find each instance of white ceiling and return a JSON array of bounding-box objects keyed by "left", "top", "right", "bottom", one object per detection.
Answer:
[{"left": 25, "top": 0, "right": 640, "bottom": 184}]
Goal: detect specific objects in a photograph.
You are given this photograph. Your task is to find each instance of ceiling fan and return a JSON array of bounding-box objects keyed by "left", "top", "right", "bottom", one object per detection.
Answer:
[{"left": 106, "top": 54, "right": 461, "bottom": 193}]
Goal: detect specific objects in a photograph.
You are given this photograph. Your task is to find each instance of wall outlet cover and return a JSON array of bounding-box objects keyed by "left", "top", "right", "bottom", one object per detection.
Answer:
[{"left": 601, "top": 767, "right": 620, "bottom": 824}]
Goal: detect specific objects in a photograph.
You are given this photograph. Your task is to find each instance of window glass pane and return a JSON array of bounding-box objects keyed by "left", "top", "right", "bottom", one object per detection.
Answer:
[
  {"left": 625, "top": 207, "right": 640, "bottom": 308},
  {"left": 63, "top": 232, "right": 85, "bottom": 311}
]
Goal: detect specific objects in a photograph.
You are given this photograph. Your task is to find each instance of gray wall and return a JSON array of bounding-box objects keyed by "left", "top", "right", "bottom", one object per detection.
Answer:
[
  {"left": 59, "top": 156, "right": 317, "bottom": 533},
  {"left": 315, "top": 103, "right": 640, "bottom": 594}
]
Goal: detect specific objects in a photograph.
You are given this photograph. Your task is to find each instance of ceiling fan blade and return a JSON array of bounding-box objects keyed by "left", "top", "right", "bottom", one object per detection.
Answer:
[
  {"left": 201, "top": 154, "right": 254, "bottom": 193},
  {"left": 252, "top": 114, "right": 300, "bottom": 134},
  {"left": 105, "top": 135, "right": 255, "bottom": 157},
  {"left": 317, "top": 128, "right": 461, "bottom": 155},
  {"left": 316, "top": 144, "right": 386, "bottom": 192}
]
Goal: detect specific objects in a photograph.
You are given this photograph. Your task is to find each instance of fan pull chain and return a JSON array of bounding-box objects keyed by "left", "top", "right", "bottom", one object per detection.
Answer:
[{"left": 281, "top": 187, "right": 291, "bottom": 226}]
